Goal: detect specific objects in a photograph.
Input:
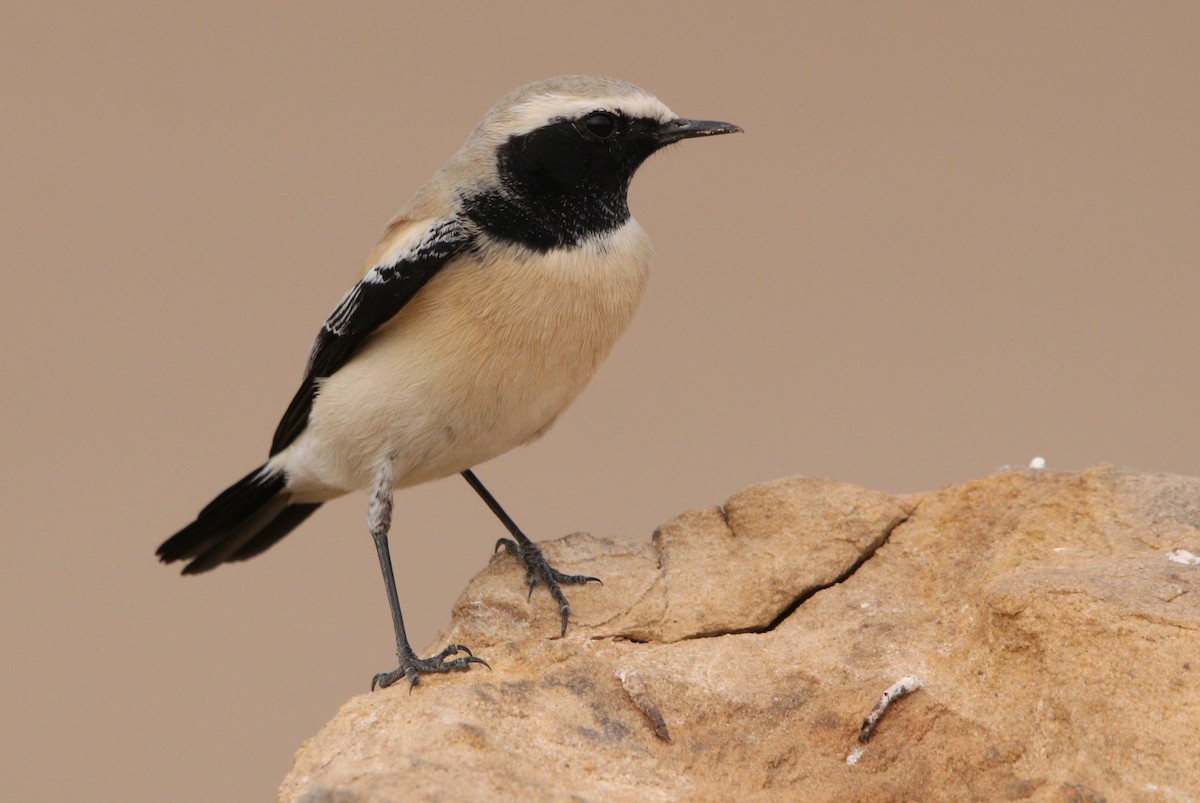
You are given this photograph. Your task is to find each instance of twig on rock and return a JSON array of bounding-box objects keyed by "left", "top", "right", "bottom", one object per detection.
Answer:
[
  {"left": 858, "top": 674, "right": 923, "bottom": 743},
  {"left": 616, "top": 669, "right": 671, "bottom": 742}
]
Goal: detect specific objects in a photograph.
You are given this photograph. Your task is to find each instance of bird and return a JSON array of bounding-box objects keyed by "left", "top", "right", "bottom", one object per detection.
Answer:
[{"left": 157, "top": 75, "right": 740, "bottom": 689}]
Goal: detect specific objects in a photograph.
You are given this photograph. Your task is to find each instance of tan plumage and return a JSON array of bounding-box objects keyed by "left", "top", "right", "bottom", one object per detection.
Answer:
[{"left": 277, "top": 218, "right": 651, "bottom": 499}]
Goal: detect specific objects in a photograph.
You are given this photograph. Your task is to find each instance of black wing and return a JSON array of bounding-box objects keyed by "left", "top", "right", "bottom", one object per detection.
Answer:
[{"left": 270, "top": 218, "right": 471, "bottom": 455}]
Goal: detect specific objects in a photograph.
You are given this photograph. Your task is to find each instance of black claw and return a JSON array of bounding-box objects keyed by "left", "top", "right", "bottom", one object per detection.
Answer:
[
  {"left": 371, "top": 643, "right": 488, "bottom": 691},
  {"left": 435, "top": 643, "right": 474, "bottom": 659},
  {"left": 371, "top": 669, "right": 402, "bottom": 691},
  {"left": 497, "top": 538, "right": 600, "bottom": 636},
  {"left": 555, "top": 571, "right": 601, "bottom": 586},
  {"left": 454, "top": 656, "right": 491, "bottom": 671},
  {"left": 464, "top": 470, "right": 599, "bottom": 636}
]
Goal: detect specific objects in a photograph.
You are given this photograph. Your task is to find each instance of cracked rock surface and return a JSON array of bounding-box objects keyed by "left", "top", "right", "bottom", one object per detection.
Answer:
[{"left": 280, "top": 467, "right": 1200, "bottom": 802}]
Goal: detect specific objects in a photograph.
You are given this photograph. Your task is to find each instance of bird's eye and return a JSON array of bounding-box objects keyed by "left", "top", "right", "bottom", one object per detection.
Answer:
[{"left": 583, "top": 112, "right": 617, "bottom": 139}]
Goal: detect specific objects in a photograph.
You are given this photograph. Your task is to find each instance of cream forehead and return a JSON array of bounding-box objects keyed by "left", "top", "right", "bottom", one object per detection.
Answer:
[{"left": 500, "top": 93, "right": 676, "bottom": 137}]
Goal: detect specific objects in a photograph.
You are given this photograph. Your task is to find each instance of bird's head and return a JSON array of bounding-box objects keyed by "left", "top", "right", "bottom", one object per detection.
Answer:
[{"left": 444, "top": 76, "right": 741, "bottom": 250}]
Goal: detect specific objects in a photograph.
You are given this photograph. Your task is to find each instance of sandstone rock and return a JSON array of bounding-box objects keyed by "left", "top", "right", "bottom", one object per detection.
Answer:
[{"left": 280, "top": 467, "right": 1200, "bottom": 802}]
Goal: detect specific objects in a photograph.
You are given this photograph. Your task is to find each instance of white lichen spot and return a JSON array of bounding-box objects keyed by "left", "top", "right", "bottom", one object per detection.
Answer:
[{"left": 1167, "top": 548, "right": 1200, "bottom": 566}]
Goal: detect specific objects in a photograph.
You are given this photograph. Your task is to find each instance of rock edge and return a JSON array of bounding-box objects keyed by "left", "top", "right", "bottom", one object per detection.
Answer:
[{"left": 281, "top": 466, "right": 1200, "bottom": 802}]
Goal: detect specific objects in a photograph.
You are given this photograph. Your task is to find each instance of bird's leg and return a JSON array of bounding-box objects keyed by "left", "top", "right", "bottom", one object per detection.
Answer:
[
  {"left": 368, "top": 460, "right": 487, "bottom": 690},
  {"left": 461, "top": 469, "right": 600, "bottom": 636}
]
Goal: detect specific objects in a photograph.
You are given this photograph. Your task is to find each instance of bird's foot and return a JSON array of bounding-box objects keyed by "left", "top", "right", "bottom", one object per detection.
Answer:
[
  {"left": 371, "top": 643, "right": 489, "bottom": 691},
  {"left": 495, "top": 537, "right": 601, "bottom": 636}
]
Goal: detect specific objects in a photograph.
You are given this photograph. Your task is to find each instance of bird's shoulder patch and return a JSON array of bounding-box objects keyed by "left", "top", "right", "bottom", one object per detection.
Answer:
[{"left": 270, "top": 217, "right": 471, "bottom": 456}]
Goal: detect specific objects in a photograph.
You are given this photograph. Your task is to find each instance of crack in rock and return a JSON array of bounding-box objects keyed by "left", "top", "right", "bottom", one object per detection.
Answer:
[{"left": 681, "top": 508, "right": 914, "bottom": 640}]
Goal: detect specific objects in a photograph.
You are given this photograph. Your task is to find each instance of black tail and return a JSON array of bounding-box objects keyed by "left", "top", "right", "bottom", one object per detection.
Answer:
[{"left": 157, "top": 465, "right": 321, "bottom": 574}]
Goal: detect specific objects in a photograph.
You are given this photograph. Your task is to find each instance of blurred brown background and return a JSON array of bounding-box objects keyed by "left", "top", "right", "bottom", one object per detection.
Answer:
[{"left": 2, "top": 2, "right": 1197, "bottom": 800}]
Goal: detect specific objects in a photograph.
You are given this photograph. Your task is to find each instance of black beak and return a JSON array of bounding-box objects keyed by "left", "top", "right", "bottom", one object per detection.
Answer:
[{"left": 654, "top": 118, "right": 743, "bottom": 145}]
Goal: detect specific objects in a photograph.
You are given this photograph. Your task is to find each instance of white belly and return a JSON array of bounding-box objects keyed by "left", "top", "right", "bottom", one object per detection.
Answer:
[{"left": 276, "top": 220, "right": 651, "bottom": 498}]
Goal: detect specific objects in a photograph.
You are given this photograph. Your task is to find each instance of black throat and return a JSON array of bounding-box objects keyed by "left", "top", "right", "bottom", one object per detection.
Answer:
[{"left": 463, "top": 118, "right": 660, "bottom": 252}]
